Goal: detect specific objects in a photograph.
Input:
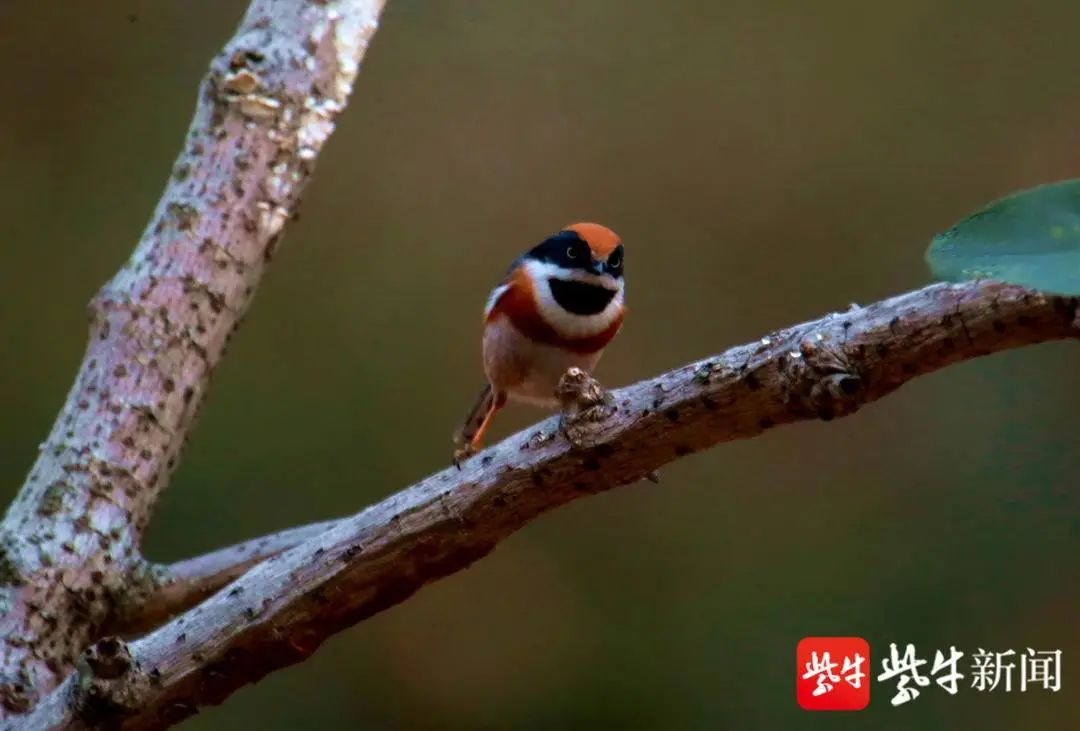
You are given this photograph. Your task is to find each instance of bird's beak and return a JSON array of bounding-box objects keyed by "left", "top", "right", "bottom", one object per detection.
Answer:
[{"left": 587, "top": 260, "right": 606, "bottom": 276}]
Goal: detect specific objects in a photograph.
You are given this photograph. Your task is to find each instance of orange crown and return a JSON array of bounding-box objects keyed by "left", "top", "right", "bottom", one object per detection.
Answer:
[{"left": 565, "top": 222, "right": 621, "bottom": 258}]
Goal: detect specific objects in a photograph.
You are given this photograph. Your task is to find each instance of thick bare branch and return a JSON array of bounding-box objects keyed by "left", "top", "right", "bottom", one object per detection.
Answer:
[
  {"left": 17, "top": 280, "right": 1077, "bottom": 731},
  {"left": 0, "top": 0, "right": 386, "bottom": 719}
]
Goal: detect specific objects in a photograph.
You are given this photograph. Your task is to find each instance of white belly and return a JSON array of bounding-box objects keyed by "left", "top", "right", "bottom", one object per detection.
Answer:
[{"left": 483, "top": 317, "right": 603, "bottom": 406}]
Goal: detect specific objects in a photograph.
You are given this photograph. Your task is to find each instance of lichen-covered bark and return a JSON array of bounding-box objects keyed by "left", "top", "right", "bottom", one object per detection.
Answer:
[
  {"left": 0, "top": 0, "right": 386, "bottom": 720},
  {"left": 15, "top": 280, "right": 1079, "bottom": 731}
]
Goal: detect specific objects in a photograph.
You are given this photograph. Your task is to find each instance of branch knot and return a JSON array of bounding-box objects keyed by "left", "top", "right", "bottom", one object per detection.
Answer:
[
  {"left": 780, "top": 333, "right": 865, "bottom": 421},
  {"left": 72, "top": 636, "right": 150, "bottom": 725},
  {"left": 557, "top": 368, "right": 616, "bottom": 448}
]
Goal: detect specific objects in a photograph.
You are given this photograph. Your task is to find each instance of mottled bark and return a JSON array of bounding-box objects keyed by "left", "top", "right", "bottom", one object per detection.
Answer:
[
  {"left": 109, "top": 521, "right": 338, "bottom": 637},
  {"left": 0, "top": 0, "right": 386, "bottom": 722},
  {"left": 15, "top": 281, "right": 1079, "bottom": 731}
]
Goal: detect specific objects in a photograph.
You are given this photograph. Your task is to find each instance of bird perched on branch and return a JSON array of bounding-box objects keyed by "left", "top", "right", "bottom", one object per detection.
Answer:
[{"left": 454, "top": 223, "right": 626, "bottom": 463}]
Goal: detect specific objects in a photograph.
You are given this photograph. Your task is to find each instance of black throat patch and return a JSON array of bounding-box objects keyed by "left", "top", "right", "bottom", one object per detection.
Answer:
[{"left": 548, "top": 278, "right": 617, "bottom": 316}]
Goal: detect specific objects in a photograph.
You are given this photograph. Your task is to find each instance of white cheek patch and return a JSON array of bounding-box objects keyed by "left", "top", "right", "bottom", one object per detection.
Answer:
[
  {"left": 523, "top": 260, "right": 617, "bottom": 288},
  {"left": 523, "top": 260, "right": 624, "bottom": 338}
]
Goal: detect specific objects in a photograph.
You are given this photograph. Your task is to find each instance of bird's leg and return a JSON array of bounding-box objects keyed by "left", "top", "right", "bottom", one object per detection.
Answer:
[{"left": 453, "top": 390, "right": 505, "bottom": 468}]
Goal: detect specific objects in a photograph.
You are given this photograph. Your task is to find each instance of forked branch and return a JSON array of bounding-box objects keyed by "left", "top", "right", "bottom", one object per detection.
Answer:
[
  {"left": 0, "top": 0, "right": 387, "bottom": 722},
  {"left": 18, "top": 280, "right": 1078, "bottom": 730}
]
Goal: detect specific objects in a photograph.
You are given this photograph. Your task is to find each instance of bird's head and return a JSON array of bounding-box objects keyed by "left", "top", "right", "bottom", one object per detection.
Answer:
[{"left": 523, "top": 222, "right": 624, "bottom": 287}]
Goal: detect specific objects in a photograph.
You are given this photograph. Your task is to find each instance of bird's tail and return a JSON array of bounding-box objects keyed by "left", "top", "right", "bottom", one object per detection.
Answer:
[{"left": 455, "top": 384, "right": 501, "bottom": 449}]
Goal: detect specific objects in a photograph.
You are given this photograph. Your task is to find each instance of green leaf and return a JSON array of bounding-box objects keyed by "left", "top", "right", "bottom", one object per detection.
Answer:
[{"left": 926, "top": 179, "right": 1080, "bottom": 295}]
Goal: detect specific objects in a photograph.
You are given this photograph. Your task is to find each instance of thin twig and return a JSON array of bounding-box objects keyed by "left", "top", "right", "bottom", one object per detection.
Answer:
[{"left": 110, "top": 521, "right": 339, "bottom": 637}]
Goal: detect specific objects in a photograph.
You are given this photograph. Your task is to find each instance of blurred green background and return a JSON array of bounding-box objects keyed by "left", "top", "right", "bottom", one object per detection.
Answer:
[{"left": 1, "top": 1, "right": 1077, "bottom": 728}]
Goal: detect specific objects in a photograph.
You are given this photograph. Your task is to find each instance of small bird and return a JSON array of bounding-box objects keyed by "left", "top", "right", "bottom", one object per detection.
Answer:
[{"left": 455, "top": 222, "right": 626, "bottom": 458}]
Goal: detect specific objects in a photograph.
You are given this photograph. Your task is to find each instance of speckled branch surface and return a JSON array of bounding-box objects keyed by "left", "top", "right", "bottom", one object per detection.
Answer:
[
  {"left": 14, "top": 281, "right": 1079, "bottom": 730},
  {"left": 0, "top": 0, "right": 386, "bottom": 723},
  {"left": 111, "top": 520, "right": 338, "bottom": 637}
]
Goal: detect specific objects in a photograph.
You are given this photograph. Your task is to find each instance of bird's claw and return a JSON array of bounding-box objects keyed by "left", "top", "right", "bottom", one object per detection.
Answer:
[{"left": 452, "top": 444, "right": 476, "bottom": 469}]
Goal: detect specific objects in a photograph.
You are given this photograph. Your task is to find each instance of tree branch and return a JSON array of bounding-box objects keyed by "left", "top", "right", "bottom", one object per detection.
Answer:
[
  {"left": 0, "top": 0, "right": 386, "bottom": 720},
  {"left": 15, "top": 280, "right": 1077, "bottom": 730},
  {"left": 110, "top": 521, "right": 339, "bottom": 637}
]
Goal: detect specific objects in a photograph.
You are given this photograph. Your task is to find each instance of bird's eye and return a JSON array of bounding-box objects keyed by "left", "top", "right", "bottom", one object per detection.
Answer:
[
  {"left": 608, "top": 247, "right": 623, "bottom": 269},
  {"left": 565, "top": 245, "right": 578, "bottom": 259}
]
